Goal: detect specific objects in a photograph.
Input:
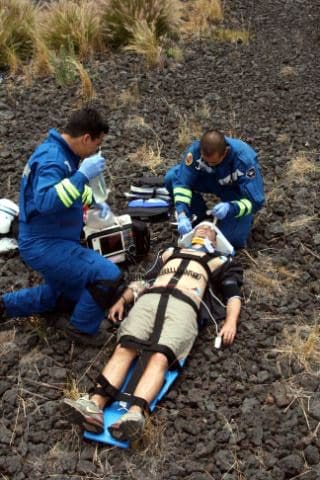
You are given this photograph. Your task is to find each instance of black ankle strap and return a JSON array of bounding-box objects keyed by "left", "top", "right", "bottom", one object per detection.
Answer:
[
  {"left": 89, "top": 374, "right": 119, "bottom": 399},
  {"left": 117, "top": 392, "right": 150, "bottom": 415}
]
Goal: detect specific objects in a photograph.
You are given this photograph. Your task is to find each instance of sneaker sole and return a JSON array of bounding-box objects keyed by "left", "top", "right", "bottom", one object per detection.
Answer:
[{"left": 60, "top": 401, "right": 104, "bottom": 434}]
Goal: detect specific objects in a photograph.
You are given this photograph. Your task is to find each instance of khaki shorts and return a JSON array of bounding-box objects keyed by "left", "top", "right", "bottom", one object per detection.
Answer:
[{"left": 118, "top": 293, "right": 198, "bottom": 360}]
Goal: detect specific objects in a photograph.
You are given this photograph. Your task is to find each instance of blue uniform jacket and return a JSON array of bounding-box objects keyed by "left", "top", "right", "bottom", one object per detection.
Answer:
[
  {"left": 19, "top": 129, "right": 93, "bottom": 245},
  {"left": 172, "top": 137, "right": 265, "bottom": 219}
]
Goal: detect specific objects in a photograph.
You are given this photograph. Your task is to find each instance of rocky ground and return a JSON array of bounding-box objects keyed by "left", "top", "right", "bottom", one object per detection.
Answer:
[{"left": 0, "top": 0, "right": 320, "bottom": 479}]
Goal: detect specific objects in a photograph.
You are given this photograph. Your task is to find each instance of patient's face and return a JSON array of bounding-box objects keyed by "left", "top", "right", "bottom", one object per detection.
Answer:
[{"left": 194, "top": 225, "right": 217, "bottom": 244}]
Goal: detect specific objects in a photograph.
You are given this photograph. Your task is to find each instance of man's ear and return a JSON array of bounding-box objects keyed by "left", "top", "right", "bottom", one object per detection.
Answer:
[{"left": 82, "top": 133, "right": 92, "bottom": 145}]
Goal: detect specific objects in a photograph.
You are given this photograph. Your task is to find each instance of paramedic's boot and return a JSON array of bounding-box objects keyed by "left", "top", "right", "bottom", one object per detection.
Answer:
[
  {"left": 56, "top": 316, "right": 111, "bottom": 347},
  {"left": 62, "top": 395, "right": 104, "bottom": 434},
  {"left": 108, "top": 410, "right": 146, "bottom": 442},
  {"left": 64, "top": 324, "right": 111, "bottom": 347}
]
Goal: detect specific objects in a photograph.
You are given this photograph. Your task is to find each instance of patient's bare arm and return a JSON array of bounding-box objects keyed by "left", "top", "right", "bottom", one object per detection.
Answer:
[
  {"left": 219, "top": 297, "right": 241, "bottom": 345},
  {"left": 108, "top": 286, "right": 135, "bottom": 323}
]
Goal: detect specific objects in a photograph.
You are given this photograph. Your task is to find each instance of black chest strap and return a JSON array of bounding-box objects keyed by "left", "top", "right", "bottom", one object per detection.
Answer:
[{"left": 169, "top": 250, "right": 212, "bottom": 279}]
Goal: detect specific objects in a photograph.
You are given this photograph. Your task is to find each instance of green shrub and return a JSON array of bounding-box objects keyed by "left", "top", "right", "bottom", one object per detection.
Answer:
[
  {"left": 100, "top": 0, "right": 181, "bottom": 48},
  {"left": 39, "top": 0, "right": 103, "bottom": 59},
  {"left": 0, "top": 0, "right": 38, "bottom": 70}
]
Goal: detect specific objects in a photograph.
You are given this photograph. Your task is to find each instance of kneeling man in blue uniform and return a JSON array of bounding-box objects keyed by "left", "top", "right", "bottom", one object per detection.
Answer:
[
  {"left": 0, "top": 107, "right": 122, "bottom": 345},
  {"left": 165, "top": 130, "right": 265, "bottom": 248}
]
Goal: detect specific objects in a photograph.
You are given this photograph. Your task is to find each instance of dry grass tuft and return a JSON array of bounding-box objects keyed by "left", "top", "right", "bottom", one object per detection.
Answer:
[
  {"left": 124, "top": 20, "right": 164, "bottom": 67},
  {"left": 211, "top": 28, "right": 250, "bottom": 44},
  {"left": 265, "top": 185, "right": 286, "bottom": 207},
  {"left": 26, "top": 315, "right": 50, "bottom": 343},
  {"left": 283, "top": 215, "right": 317, "bottom": 234},
  {"left": 128, "top": 142, "right": 162, "bottom": 174},
  {"left": 119, "top": 84, "right": 140, "bottom": 107},
  {"left": 286, "top": 153, "right": 320, "bottom": 183},
  {"left": 244, "top": 254, "right": 298, "bottom": 297},
  {"left": 70, "top": 59, "right": 96, "bottom": 103},
  {"left": 101, "top": 0, "right": 181, "bottom": 49},
  {"left": 280, "top": 65, "right": 297, "bottom": 78},
  {"left": 125, "top": 115, "right": 150, "bottom": 130},
  {"left": 274, "top": 316, "right": 320, "bottom": 375},
  {"left": 180, "top": 0, "right": 223, "bottom": 38},
  {"left": 166, "top": 45, "right": 184, "bottom": 62},
  {"left": 39, "top": 0, "right": 103, "bottom": 59},
  {"left": 276, "top": 133, "right": 290, "bottom": 144},
  {"left": 177, "top": 115, "right": 202, "bottom": 148},
  {"left": 63, "top": 377, "right": 83, "bottom": 400},
  {"left": 131, "top": 413, "right": 168, "bottom": 472},
  {"left": 0, "top": 329, "right": 16, "bottom": 358},
  {"left": 0, "top": 0, "right": 38, "bottom": 71}
]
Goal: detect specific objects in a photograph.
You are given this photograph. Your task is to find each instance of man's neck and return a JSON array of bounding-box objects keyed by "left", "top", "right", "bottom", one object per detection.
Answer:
[{"left": 61, "top": 133, "right": 81, "bottom": 157}]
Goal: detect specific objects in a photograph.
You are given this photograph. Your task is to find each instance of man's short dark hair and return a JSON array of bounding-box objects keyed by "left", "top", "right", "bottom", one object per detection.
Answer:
[
  {"left": 64, "top": 107, "right": 109, "bottom": 139},
  {"left": 200, "top": 130, "right": 226, "bottom": 156}
]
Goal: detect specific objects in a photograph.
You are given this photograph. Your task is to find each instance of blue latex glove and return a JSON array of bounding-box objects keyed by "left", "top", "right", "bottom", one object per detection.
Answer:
[
  {"left": 93, "top": 202, "right": 110, "bottom": 218},
  {"left": 212, "top": 202, "right": 230, "bottom": 220},
  {"left": 79, "top": 153, "right": 105, "bottom": 180},
  {"left": 177, "top": 214, "right": 193, "bottom": 235}
]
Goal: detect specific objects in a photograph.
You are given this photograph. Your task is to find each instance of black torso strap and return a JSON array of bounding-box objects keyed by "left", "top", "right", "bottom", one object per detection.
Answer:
[{"left": 141, "top": 286, "right": 198, "bottom": 315}]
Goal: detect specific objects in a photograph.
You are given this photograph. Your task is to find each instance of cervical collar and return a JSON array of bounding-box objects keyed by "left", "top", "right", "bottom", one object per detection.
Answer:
[
  {"left": 178, "top": 221, "right": 235, "bottom": 256},
  {"left": 191, "top": 236, "right": 215, "bottom": 253}
]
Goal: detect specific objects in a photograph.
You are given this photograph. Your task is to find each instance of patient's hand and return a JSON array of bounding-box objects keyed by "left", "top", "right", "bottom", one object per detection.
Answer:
[
  {"left": 108, "top": 298, "right": 125, "bottom": 323},
  {"left": 219, "top": 320, "right": 237, "bottom": 345}
]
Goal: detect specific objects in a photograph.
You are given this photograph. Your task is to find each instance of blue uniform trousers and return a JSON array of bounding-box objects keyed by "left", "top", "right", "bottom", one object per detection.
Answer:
[
  {"left": 3, "top": 240, "right": 121, "bottom": 334},
  {"left": 165, "top": 166, "right": 252, "bottom": 248}
]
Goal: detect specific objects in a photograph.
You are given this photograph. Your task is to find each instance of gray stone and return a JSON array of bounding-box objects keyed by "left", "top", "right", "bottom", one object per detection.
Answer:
[
  {"left": 48, "top": 367, "right": 67, "bottom": 380},
  {"left": 304, "top": 445, "right": 320, "bottom": 465},
  {"left": 77, "top": 460, "right": 96, "bottom": 475},
  {"left": 215, "top": 450, "right": 234, "bottom": 472},
  {"left": 279, "top": 454, "right": 304, "bottom": 476},
  {"left": 0, "top": 424, "right": 12, "bottom": 445},
  {"left": 310, "top": 398, "right": 320, "bottom": 421},
  {"left": 272, "top": 382, "right": 292, "bottom": 407}
]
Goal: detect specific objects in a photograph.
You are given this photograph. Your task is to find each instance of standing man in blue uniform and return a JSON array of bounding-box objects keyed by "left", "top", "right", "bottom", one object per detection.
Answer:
[
  {"left": 165, "top": 130, "right": 265, "bottom": 248},
  {"left": 0, "top": 107, "right": 123, "bottom": 345}
]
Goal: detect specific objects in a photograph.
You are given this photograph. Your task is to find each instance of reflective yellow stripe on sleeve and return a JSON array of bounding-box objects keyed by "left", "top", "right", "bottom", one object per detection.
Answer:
[
  {"left": 174, "top": 195, "right": 191, "bottom": 205},
  {"left": 61, "top": 179, "right": 80, "bottom": 200},
  {"left": 55, "top": 182, "right": 73, "bottom": 207},
  {"left": 173, "top": 187, "right": 192, "bottom": 198},
  {"left": 82, "top": 185, "right": 93, "bottom": 205},
  {"left": 173, "top": 187, "right": 192, "bottom": 205},
  {"left": 241, "top": 198, "right": 252, "bottom": 215},
  {"left": 235, "top": 198, "right": 253, "bottom": 217}
]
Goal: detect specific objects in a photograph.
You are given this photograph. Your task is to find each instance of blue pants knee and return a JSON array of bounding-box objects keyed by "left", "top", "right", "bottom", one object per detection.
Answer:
[{"left": 4, "top": 240, "right": 121, "bottom": 334}]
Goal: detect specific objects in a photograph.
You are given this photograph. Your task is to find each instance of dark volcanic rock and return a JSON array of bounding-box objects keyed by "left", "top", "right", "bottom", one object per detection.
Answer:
[{"left": 1, "top": 0, "right": 320, "bottom": 479}]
